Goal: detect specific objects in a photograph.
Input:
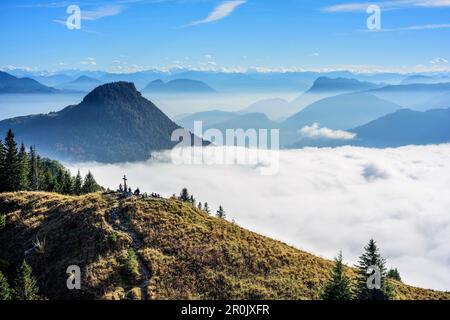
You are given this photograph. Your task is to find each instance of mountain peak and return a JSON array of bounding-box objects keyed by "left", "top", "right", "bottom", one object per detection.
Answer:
[
  {"left": 307, "top": 77, "right": 379, "bottom": 94},
  {"left": 73, "top": 75, "right": 100, "bottom": 83},
  {"left": 81, "top": 81, "right": 141, "bottom": 105}
]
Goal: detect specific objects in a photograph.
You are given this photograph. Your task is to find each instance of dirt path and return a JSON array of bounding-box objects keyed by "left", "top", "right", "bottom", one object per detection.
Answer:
[{"left": 104, "top": 195, "right": 152, "bottom": 300}]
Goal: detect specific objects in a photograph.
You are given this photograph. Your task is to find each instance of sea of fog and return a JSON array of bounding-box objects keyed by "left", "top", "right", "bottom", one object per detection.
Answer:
[
  {"left": 0, "top": 93, "right": 85, "bottom": 120},
  {"left": 68, "top": 145, "right": 450, "bottom": 291}
]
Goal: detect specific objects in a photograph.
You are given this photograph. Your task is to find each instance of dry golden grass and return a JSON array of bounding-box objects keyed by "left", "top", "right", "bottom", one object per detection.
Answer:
[{"left": 0, "top": 192, "right": 448, "bottom": 300}]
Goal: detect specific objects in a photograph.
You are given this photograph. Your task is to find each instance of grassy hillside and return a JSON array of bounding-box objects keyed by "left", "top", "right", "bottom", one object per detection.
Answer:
[{"left": 0, "top": 192, "right": 448, "bottom": 300}]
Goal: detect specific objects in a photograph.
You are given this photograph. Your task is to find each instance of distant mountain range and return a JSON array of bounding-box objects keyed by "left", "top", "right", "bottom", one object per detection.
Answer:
[
  {"left": 56, "top": 75, "right": 102, "bottom": 92},
  {"left": 176, "top": 110, "right": 238, "bottom": 132},
  {"left": 30, "top": 74, "right": 74, "bottom": 87},
  {"left": 368, "top": 83, "right": 450, "bottom": 109},
  {"left": 285, "top": 92, "right": 402, "bottom": 130},
  {"left": 290, "top": 108, "right": 450, "bottom": 148},
  {"left": 288, "top": 77, "right": 383, "bottom": 115},
  {"left": 351, "top": 108, "right": 450, "bottom": 147},
  {"left": 400, "top": 75, "right": 450, "bottom": 85},
  {"left": 0, "top": 71, "right": 58, "bottom": 94},
  {"left": 143, "top": 79, "right": 216, "bottom": 94},
  {"left": 238, "top": 98, "right": 292, "bottom": 121},
  {"left": 0, "top": 82, "right": 204, "bottom": 162},
  {"left": 306, "top": 77, "right": 381, "bottom": 94}
]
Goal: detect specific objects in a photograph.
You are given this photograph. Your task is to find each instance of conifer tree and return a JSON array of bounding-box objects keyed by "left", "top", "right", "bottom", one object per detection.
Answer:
[
  {"left": 18, "top": 143, "right": 30, "bottom": 190},
  {"left": 62, "top": 171, "right": 73, "bottom": 195},
  {"left": 354, "top": 239, "right": 394, "bottom": 300},
  {"left": 387, "top": 268, "right": 402, "bottom": 282},
  {"left": 73, "top": 171, "right": 83, "bottom": 195},
  {"left": 0, "top": 271, "right": 12, "bottom": 300},
  {"left": 82, "top": 171, "right": 100, "bottom": 194},
  {"left": 2, "top": 129, "right": 20, "bottom": 192},
  {"left": 44, "top": 170, "right": 58, "bottom": 193},
  {"left": 198, "top": 202, "right": 202, "bottom": 210},
  {"left": 13, "top": 260, "right": 39, "bottom": 300},
  {"left": 216, "top": 206, "right": 226, "bottom": 219},
  {"left": 320, "top": 252, "right": 353, "bottom": 300},
  {"left": 189, "top": 195, "right": 196, "bottom": 206},
  {"left": 179, "top": 188, "right": 190, "bottom": 202},
  {"left": 28, "top": 146, "right": 39, "bottom": 191},
  {"left": 56, "top": 169, "right": 65, "bottom": 194},
  {"left": 204, "top": 202, "right": 210, "bottom": 214}
]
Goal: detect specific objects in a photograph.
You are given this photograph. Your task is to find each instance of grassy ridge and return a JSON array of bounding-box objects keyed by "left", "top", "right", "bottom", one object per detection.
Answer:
[{"left": 0, "top": 192, "right": 448, "bottom": 300}]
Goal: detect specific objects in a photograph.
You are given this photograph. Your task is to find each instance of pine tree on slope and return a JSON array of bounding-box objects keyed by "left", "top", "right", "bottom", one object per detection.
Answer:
[
  {"left": 354, "top": 239, "right": 394, "bottom": 300},
  {"left": 13, "top": 260, "right": 39, "bottom": 300},
  {"left": 0, "top": 271, "right": 12, "bottom": 300},
  {"left": 320, "top": 251, "right": 353, "bottom": 300}
]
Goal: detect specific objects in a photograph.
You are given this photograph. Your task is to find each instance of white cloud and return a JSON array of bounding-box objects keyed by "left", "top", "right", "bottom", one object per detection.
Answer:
[
  {"left": 69, "top": 144, "right": 450, "bottom": 291},
  {"left": 324, "top": 0, "right": 450, "bottom": 12},
  {"left": 367, "top": 23, "right": 450, "bottom": 32},
  {"left": 299, "top": 123, "right": 357, "bottom": 140},
  {"left": 430, "top": 57, "right": 449, "bottom": 64},
  {"left": 188, "top": 1, "right": 246, "bottom": 26},
  {"left": 80, "top": 57, "right": 97, "bottom": 65},
  {"left": 82, "top": 5, "right": 124, "bottom": 21}
]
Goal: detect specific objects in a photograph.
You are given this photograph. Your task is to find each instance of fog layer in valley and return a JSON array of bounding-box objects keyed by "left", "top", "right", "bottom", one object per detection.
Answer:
[
  {"left": 69, "top": 145, "right": 450, "bottom": 291},
  {"left": 0, "top": 93, "right": 84, "bottom": 120}
]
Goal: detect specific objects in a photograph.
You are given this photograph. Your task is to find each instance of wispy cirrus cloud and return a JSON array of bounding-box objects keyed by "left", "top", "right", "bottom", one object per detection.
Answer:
[
  {"left": 365, "top": 23, "right": 450, "bottom": 32},
  {"left": 82, "top": 5, "right": 124, "bottom": 20},
  {"left": 430, "top": 57, "right": 449, "bottom": 64},
  {"left": 187, "top": 0, "right": 247, "bottom": 26},
  {"left": 323, "top": 0, "right": 450, "bottom": 12}
]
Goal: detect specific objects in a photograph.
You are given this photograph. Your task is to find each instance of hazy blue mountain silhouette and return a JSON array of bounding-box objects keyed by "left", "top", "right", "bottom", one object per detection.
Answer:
[
  {"left": 285, "top": 92, "right": 402, "bottom": 130},
  {"left": 177, "top": 110, "right": 238, "bottom": 132},
  {"left": 289, "top": 77, "right": 382, "bottom": 114},
  {"left": 238, "top": 98, "right": 292, "bottom": 121},
  {"left": 351, "top": 108, "right": 450, "bottom": 147},
  {"left": 368, "top": 83, "right": 450, "bottom": 109},
  {"left": 0, "top": 82, "right": 203, "bottom": 162},
  {"left": 0, "top": 71, "right": 58, "bottom": 94},
  {"left": 143, "top": 79, "right": 216, "bottom": 93},
  {"left": 56, "top": 75, "right": 102, "bottom": 92}
]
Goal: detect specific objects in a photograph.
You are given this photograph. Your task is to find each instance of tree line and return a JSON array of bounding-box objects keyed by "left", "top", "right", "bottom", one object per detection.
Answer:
[
  {"left": 320, "top": 239, "right": 401, "bottom": 300},
  {"left": 0, "top": 129, "right": 101, "bottom": 195},
  {"left": 178, "top": 187, "right": 226, "bottom": 218}
]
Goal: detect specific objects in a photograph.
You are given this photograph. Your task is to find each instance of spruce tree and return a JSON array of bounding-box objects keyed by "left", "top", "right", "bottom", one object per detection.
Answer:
[
  {"left": 55, "top": 169, "right": 65, "bottom": 194},
  {"left": 73, "top": 171, "right": 83, "bottom": 195},
  {"left": 204, "top": 202, "right": 210, "bottom": 214},
  {"left": 3, "top": 129, "right": 20, "bottom": 192},
  {"left": 320, "top": 252, "right": 352, "bottom": 300},
  {"left": 189, "top": 195, "right": 196, "bottom": 206},
  {"left": 18, "top": 143, "right": 30, "bottom": 190},
  {"left": 354, "top": 239, "right": 394, "bottom": 300},
  {"left": 179, "top": 188, "right": 190, "bottom": 202},
  {"left": 44, "top": 169, "right": 58, "bottom": 193},
  {"left": 13, "top": 260, "right": 39, "bottom": 300},
  {"left": 0, "top": 271, "right": 12, "bottom": 300},
  {"left": 82, "top": 171, "right": 100, "bottom": 194},
  {"left": 62, "top": 171, "right": 73, "bottom": 195},
  {"left": 28, "top": 146, "right": 39, "bottom": 191},
  {"left": 216, "top": 206, "right": 226, "bottom": 219}
]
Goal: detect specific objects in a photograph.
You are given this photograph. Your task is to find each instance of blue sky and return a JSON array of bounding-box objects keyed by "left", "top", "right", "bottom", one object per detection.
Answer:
[{"left": 1, "top": 0, "right": 449, "bottom": 73}]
